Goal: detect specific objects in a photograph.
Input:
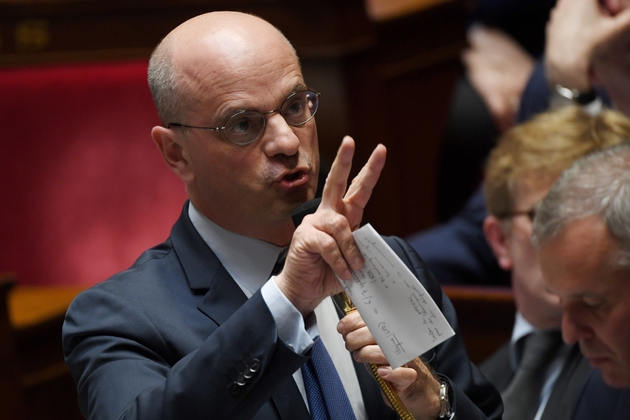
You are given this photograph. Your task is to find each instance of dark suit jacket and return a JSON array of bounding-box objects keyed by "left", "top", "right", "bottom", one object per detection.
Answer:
[
  {"left": 62, "top": 202, "right": 502, "bottom": 420},
  {"left": 572, "top": 369, "right": 630, "bottom": 420},
  {"left": 481, "top": 342, "right": 591, "bottom": 420},
  {"left": 406, "top": 189, "right": 510, "bottom": 286}
]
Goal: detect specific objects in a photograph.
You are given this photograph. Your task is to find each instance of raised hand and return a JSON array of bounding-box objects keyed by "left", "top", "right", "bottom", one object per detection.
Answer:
[
  {"left": 275, "top": 136, "right": 386, "bottom": 317},
  {"left": 545, "top": 0, "right": 630, "bottom": 92},
  {"left": 462, "top": 25, "right": 535, "bottom": 133}
]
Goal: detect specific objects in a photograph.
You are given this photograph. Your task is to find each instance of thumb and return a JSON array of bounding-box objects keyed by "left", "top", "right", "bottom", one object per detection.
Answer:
[{"left": 376, "top": 366, "right": 418, "bottom": 392}]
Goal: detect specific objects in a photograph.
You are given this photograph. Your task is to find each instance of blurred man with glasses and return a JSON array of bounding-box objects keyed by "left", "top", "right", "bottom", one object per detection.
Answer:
[
  {"left": 62, "top": 11, "right": 502, "bottom": 420},
  {"left": 481, "top": 105, "right": 630, "bottom": 419}
]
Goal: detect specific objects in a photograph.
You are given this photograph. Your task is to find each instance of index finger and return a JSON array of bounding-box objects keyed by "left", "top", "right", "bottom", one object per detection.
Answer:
[
  {"left": 320, "top": 136, "right": 355, "bottom": 211},
  {"left": 344, "top": 143, "right": 386, "bottom": 210}
]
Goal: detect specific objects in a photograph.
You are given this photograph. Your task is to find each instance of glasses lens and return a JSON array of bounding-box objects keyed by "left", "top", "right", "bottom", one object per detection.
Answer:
[
  {"left": 281, "top": 91, "right": 319, "bottom": 126},
  {"left": 224, "top": 110, "right": 266, "bottom": 144}
]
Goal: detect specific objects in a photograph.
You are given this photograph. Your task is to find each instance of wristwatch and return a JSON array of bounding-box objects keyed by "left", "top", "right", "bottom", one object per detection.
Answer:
[
  {"left": 550, "top": 84, "right": 598, "bottom": 109},
  {"left": 556, "top": 84, "right": 597, "bottom": 104},
  {"left": 439, "top": 381, "right": 453, "bottom": 419}
]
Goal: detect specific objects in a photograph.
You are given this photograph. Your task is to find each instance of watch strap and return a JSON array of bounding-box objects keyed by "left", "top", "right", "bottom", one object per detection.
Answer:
[{"left": 554, "top": 84, "right": 598, "bottom": 105}]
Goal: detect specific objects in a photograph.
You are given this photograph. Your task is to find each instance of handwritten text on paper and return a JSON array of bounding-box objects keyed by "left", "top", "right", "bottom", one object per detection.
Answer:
[{"left": 338, "top": 224, "right": 455, "bottom": 368}]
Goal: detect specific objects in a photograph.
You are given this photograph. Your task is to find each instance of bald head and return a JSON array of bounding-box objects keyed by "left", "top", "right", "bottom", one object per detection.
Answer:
[
  {"left": 147, "top": 11, "right": 317, "bottom": 244},
  {"left": 148, "top": 12, "right": 299, "bottom": 125}
]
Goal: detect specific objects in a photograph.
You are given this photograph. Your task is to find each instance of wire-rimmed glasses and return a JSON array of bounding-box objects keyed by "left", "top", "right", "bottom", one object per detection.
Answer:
[
  {"left": 497, "top": 208, "right": 537, "bottom": 222},
  {"left": 167, "top": 89, "right": 320, "bottom": 145}
]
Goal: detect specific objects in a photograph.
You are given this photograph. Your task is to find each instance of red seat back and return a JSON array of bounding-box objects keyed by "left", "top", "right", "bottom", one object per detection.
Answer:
[{"left": 0, "top": 60, "right": 187, "bottom": 286}]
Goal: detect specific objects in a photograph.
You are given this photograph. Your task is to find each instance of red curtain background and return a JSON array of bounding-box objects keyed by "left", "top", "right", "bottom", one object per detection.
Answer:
[{"left": 0, "top": 60, "right": 187, "bottom": 287}]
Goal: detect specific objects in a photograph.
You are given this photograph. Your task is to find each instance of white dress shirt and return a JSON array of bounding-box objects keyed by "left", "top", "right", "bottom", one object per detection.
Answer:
[{"left": 188, "top": 203, "right": 367, "bottom": 419}]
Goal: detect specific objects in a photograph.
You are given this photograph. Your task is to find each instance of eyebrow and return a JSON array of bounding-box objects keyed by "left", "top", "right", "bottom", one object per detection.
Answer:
[{"left": 216, "top": 83, "right": 308, "bottom": 123}]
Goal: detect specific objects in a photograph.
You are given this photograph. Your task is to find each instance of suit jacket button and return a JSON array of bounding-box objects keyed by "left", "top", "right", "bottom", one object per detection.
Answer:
[
  {"left": 249, "top": 359, "right": 260, "bottom": 372},
  {"left": 236, "top": 373, "right": 247, "bottom": 386},
  {"left": 229, "top": 382, "right": 240, "bottom": 395}
]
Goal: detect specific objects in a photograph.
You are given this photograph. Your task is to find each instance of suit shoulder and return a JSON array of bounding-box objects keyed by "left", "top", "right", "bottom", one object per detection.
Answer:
[
  {"left": 73, "top": 237, "right": 181, "bottom": 305},
  {"left": 382, "top": 235, "right": 443, "bottom": 299}
]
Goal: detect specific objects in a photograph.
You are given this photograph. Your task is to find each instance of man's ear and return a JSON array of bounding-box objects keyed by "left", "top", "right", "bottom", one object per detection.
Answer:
[
  {"left": 151, "top": 126, "right": 194, "bottom": 184},
  {"left": 483, "top": 215, "right": 513, "bottom": 271}
]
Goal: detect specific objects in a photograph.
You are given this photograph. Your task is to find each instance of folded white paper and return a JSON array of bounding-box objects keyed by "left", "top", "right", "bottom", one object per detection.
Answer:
[{"left": 338, "top": 224, "right": 455, "bottom": 368}]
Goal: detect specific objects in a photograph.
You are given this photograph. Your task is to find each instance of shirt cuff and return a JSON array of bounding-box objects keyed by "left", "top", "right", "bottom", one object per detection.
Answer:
[{"left": 261, "top": 277, "right": 317, "bottom": 355}]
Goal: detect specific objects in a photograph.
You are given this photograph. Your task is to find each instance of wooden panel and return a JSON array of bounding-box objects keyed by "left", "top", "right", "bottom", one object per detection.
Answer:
[
  {"left": 10, "top": 286, "right": 83, "bottom": 391},
  {"left": 10, "top": 286, "right": 84, "bottom": 329},
  {"left": 443, "top": 285, "right": 515, "bottom": 364},
  {"left": 343, "top": 1, "right": 467, "bottom": 237},
  {"left": 0, "top": 0, "right": 373, "bottom": 66},
  {"left": 0, "top": 276, "right": 27, "bottom": 420},
  {"left": 12, "top": 285, "right": 84, "bottom": 420},
  {"left": 365, "top": 0, "right": 456, "bottom": 21},
  {"left": 0, "top": 275, "right": 84, "bottom": 420}
]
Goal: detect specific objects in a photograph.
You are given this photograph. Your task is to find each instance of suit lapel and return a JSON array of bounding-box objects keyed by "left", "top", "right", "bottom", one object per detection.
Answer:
[
  {"left": 540, "top": 344, "right": 591, "bottom": 420},
  {"left": 613, "top": 388, "right": 630, "bottom": 420},
  {"left": 571, "top": 369, "right": 630, "bottom": 420},
  {"left": 270, "top": 376, "right": 311, "bottom": 420},
  {"left": 169, "top": 202, "right": 248, "bottom": 324},
  {"left": 197, "top": 266, "right": 248, "bottom": 325},
  {"left": 170, "top": 202, "right": 310, "bottom": 419}
]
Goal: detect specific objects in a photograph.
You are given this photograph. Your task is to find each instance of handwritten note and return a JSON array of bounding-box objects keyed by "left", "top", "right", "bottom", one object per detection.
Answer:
[{"left": 338, "top": 224, "right": 455, "bottom": 368}]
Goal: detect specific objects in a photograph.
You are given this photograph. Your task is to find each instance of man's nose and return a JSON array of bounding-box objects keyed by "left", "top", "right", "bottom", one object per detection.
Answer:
[
  {"left": 262, "top": 112, "right": 300, "bottom": 156},
  {"left": 561, "top": 301, "right": 592, "bottom": 344}
]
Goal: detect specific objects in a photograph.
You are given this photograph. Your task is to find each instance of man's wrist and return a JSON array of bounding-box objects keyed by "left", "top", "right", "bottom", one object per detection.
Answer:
[
  {"left": 261, "top": 278, "right": 315, "bottom": 354},
  {"left": 273, "top": 273, "right": 316, "bottom": 318}
]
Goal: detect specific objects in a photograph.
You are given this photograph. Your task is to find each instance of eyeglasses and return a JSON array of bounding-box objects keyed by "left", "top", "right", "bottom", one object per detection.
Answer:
[
  {"left": 497, "top": 208, "right": 537, "bottom": 222},
  {"left": 167, "top": 89, "right": 320, "bottom": 145}
]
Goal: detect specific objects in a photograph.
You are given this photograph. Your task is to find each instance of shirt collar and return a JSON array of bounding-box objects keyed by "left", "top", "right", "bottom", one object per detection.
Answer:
[
  {"left": 510, "top": 312, "right": 539, "bottom": 369},
  {"left": 188, "top": 202, "right": 285, "bottom": 297}
]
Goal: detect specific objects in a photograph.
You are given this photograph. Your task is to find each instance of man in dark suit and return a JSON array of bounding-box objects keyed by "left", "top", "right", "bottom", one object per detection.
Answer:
[
  {"left": 534, "top": 144, "right": 630, "bottom": 418},
  {"left": 571, "top": 369, "right": 630, "bottom": 420},
  {"left": 479, "top": 105, "right": 630, "bottom": 419},
  {"left": 62, "top": 11, "right": 502, "bottom": 420}
]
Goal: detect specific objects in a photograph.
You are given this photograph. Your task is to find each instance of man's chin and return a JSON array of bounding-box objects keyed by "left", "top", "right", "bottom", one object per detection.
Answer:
[
  {"left": 598, "top": 363, "right": 630, "bottom": 389},
  {"left": 284, "top": 184, "right": 316, "bottom": 206}
]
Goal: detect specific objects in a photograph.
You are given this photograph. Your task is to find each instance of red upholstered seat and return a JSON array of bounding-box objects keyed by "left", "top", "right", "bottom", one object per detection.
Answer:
[{"left": 0, "top": 60, "right": 187, "bottom": 287}]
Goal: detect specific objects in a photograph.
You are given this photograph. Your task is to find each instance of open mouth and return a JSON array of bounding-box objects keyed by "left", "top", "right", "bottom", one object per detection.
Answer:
[
  {"left": 279, "top": 171, "right": 308, "bottom": 188},
  {"left": 284, "top": 171, "right": 303, "bottom": 182}
]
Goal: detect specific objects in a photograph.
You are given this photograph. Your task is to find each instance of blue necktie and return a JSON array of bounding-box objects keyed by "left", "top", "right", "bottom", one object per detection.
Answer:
[{"left": 301, "top": 337, "right": 357, "bottom": 420}]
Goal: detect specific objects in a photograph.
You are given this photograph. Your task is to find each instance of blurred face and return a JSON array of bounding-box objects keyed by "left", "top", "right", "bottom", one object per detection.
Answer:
[
  {"left": 539, "top": 216, "right": 630, "bottom": 388},
  {"left": 504, "top": 182, "right": 563, "bottom": 329},
  {"left": 170, "top": 19, "right": 319, "bottom": 245}
]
